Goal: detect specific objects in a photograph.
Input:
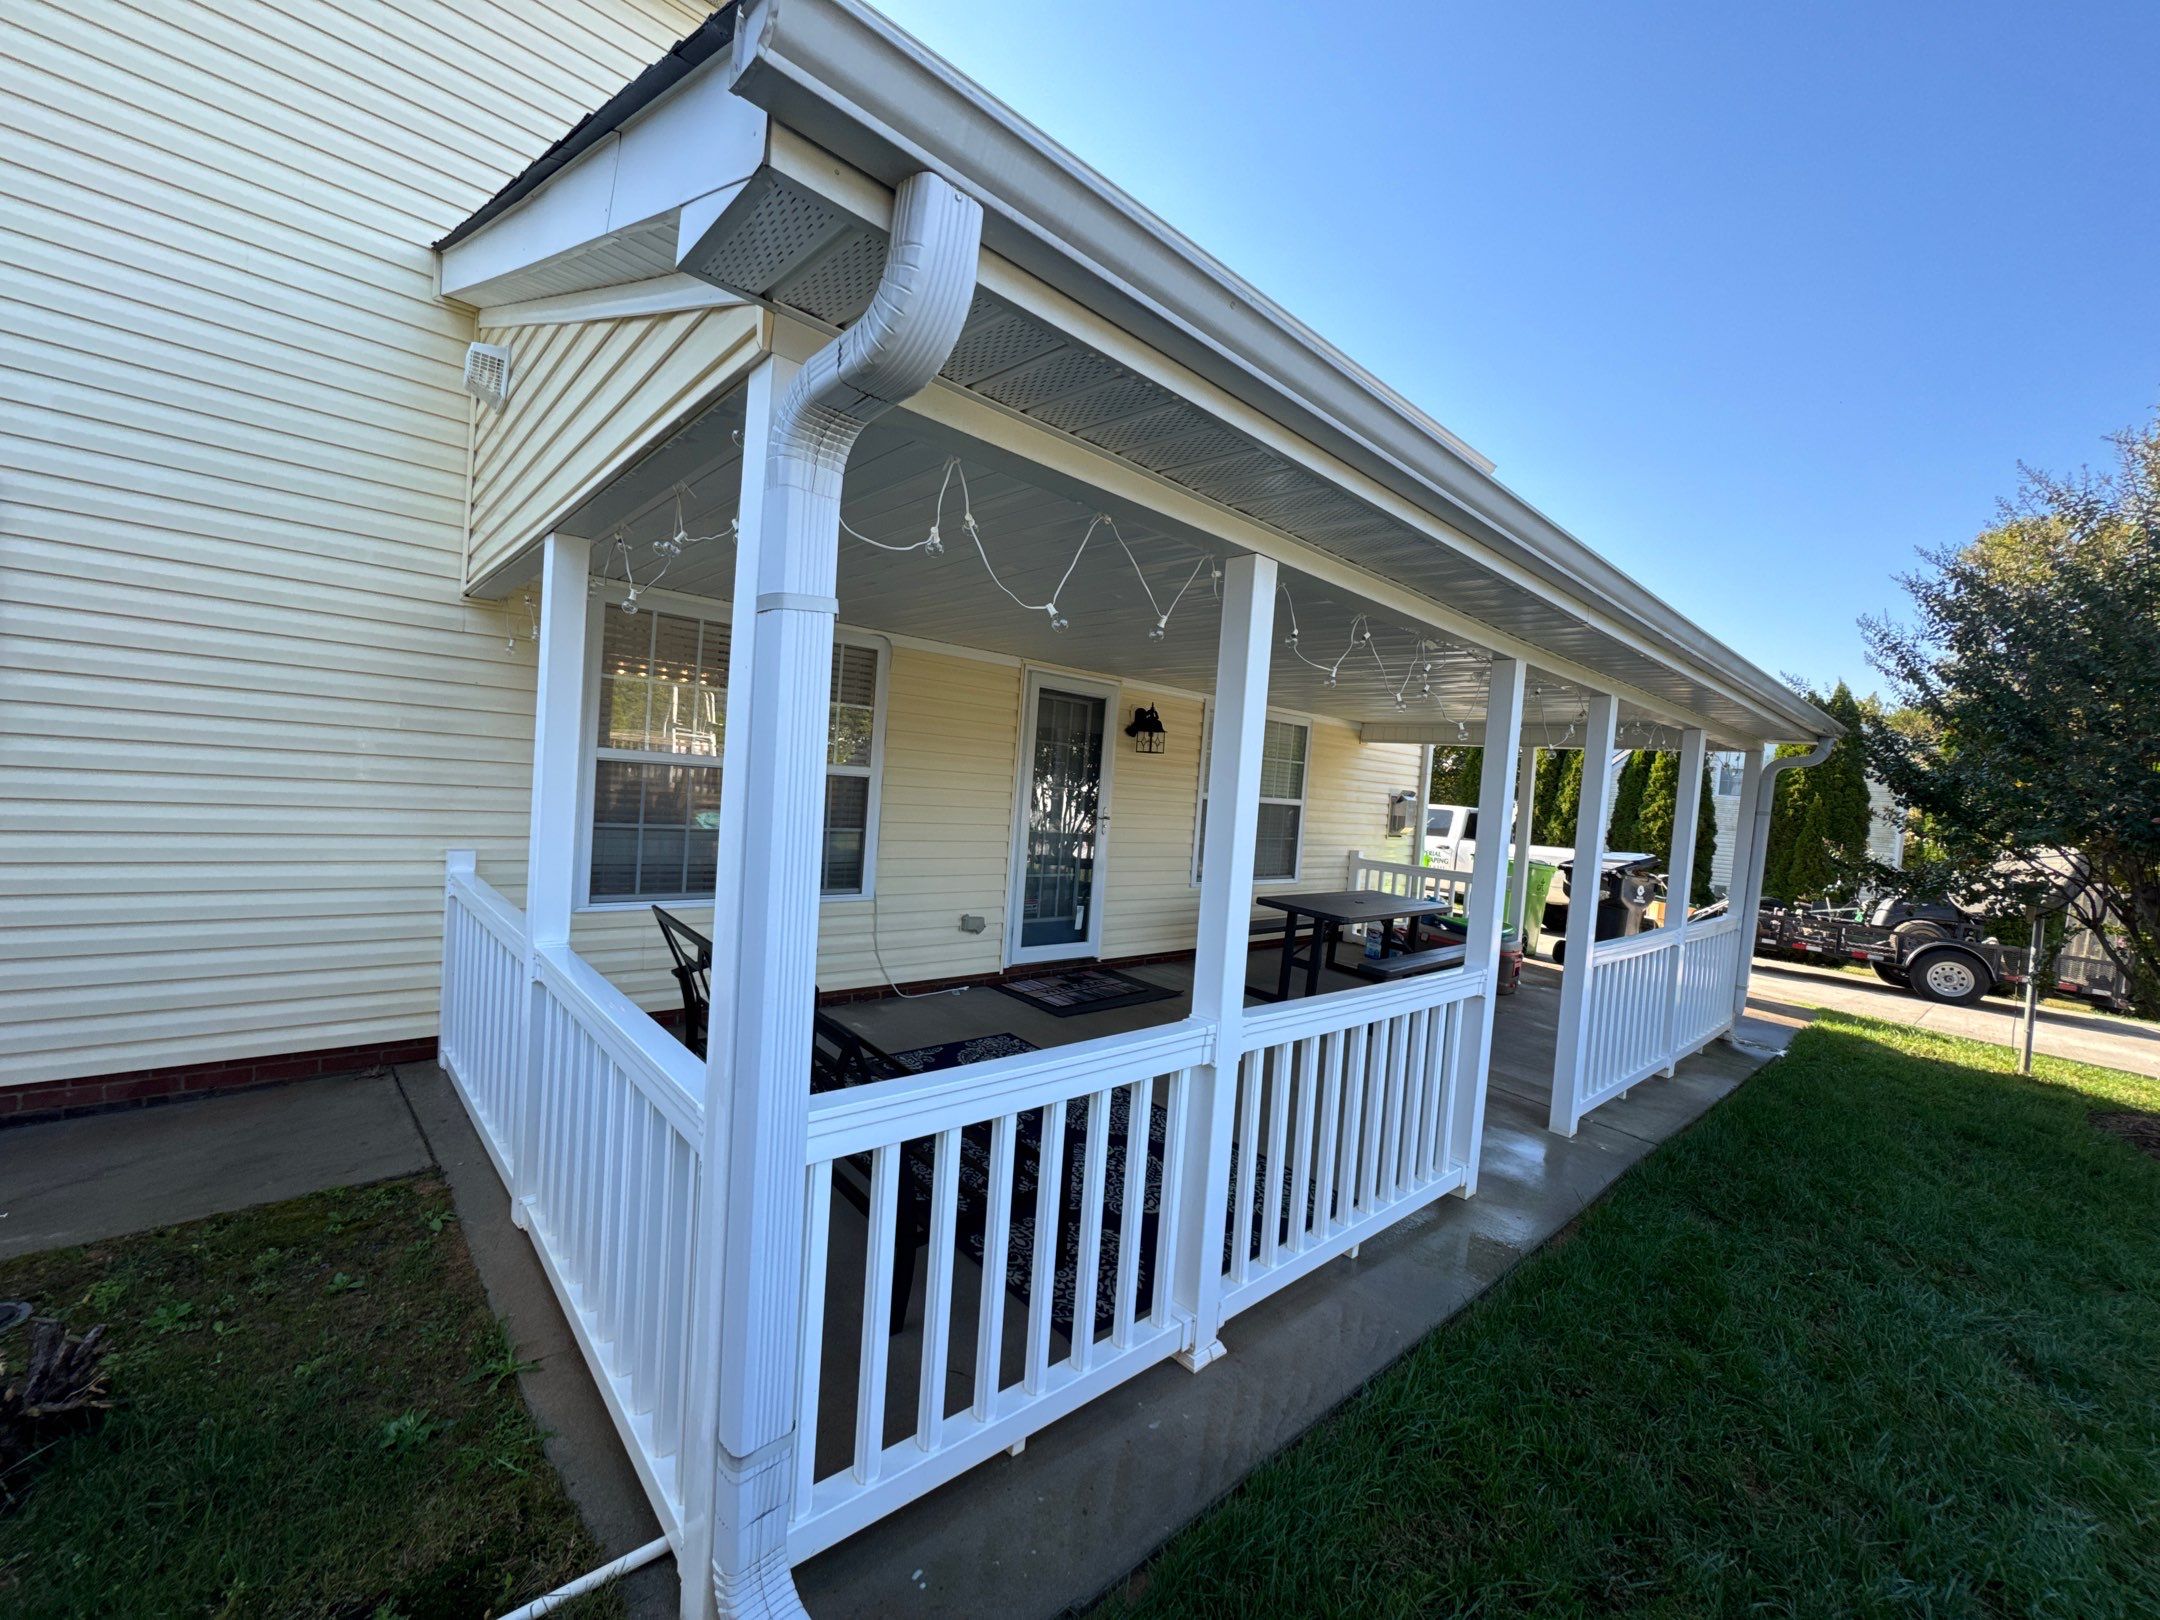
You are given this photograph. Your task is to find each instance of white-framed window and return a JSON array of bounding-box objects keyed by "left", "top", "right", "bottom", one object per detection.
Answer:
[
  {"left": 584, "top": 601, "right": 886, "bottom": 904},
  {"left": 1192, "top": 707, "right": 1311, "bottom": 885}
]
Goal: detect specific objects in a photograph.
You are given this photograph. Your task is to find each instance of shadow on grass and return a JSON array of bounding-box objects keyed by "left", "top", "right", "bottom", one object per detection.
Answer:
[{"left": 1102, "top": 1012, "right": 2160, "bottom": 1619}]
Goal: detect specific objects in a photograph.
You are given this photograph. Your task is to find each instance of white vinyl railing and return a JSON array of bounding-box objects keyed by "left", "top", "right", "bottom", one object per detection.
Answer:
[
  {"left": 439, "top": 855, "right": 526, "bottom": 1185},
  {"left": 1219, "top": 967, "right": 1487, "bottom": 1319},
  {"left": 1579, "top": 929, "right": 1683, "bottom": 1110},
  {"left": 1675, "top": 915, "right": 1745, "bottom": 1052},
  {"left": 1347, "top": 850, "right": 1472, "bottom": 910},
  {"left": 443, "top": 853, "right": 1508, "bottom": 1570},
  {"left": 439, "top": 857, "right": 706, "bottom": 1540},
  {"left": 1567, "top": 914, "right": 1746, "bottom": 1127},
  {"left": 786, "top": 1020, "right": 1209, "bottom": 1559}
]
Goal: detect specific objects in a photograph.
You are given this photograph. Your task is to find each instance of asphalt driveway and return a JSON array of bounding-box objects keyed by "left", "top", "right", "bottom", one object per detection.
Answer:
[{"left": 1747, "top": 957, "right": 2160, "bottom": 1079}]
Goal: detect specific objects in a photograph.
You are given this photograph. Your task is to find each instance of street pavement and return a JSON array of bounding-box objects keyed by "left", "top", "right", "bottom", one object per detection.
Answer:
[{"left": 1747, "top": 957, "right": 2160, "bottom": 1080}]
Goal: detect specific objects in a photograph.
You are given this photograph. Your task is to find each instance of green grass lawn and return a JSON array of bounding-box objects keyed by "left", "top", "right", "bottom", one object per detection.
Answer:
[
  {"left": 1105, "top": 1013, "right": 2160, "bottom": 1619},
  {"left": 0, "top": 1175, "right": 619, "bottom": 1620}
]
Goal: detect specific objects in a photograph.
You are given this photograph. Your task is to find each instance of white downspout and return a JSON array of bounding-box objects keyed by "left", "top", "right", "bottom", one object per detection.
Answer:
[
  {"left": 1726, "top": 734, "right": 1836, "bottom": 1028},
  {"left": 682, "top": 168, "right": 983, "bottom": 1620}
]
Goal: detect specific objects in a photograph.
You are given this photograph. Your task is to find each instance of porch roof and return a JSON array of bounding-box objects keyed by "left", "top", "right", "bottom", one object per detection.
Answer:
[{"left": 438, "top": 0, "right": 1835, "bottom": 749}]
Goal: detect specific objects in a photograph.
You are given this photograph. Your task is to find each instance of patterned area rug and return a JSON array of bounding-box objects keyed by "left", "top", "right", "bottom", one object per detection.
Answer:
[
  {"left": 995, "top": 968, "right": 1180, "bottom": 1018},
  {"left": 889, "top": 1032, "right": 1038, "bottom": 1074}
]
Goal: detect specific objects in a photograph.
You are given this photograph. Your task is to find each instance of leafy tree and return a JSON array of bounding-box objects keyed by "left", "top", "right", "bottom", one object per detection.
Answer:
[
  {"left": 1863, "top": 414, "right": 2160, "bottom": 1016},
  {"left": 1533, "top": 749, "right": 1584, "bottom": 846},
  {"left": 1632, "top": 749, "right": 1720, "bottom": 897},
  {"left": 1606, "top": 752, "right": 1653, "bottom": 852},
  {"left": 1427, "top": 746, "right": 1483, "bottom": 809},
  {"left": 1763, "top": 682, "right": 1872, "bottom": 902},
  {"left": 1692, "top": 761, "right": 1718, "bottom": 895}
]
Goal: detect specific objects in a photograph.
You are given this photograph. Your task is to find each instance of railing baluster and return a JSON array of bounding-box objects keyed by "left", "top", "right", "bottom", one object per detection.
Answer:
[
  {"left": 1339, "top": 1022, "right": 1369, "bottom": 1218},
  {"left": 1287, "top": 1036, "right": 1318, "bottom": 1253},
  {"left": 1070, "top": 1090, "right": 1112, "bottom": 1372},
  {"left": 1313, "top": 1030, "right": 1344, "bottom": 1238},
  {"left": 1260, "top": 1044, "right": 1292, "bottom": 1267},
  {"left": 1397, "top": 1007, "right": 1429, "bottom": 1188},
  {"left": 1148, "top": 1071, "right": 1186, "bottom": 1333},
  {"left": 917, "top": 1128, "right": 960, "bottom": 1449},
  {"left": 854, "top": 1142, "right": 900, "bottom": 1484},
  {"left": 1229, "top": 1052, "right": 1261, "bottom": 1283},
  {"left": 1113, "top": 1078, "right": 1148, "bottom": 1347},
  {"left": 796, "top": 1158, "right": 833, "bottom": 1513},
  {"left": 1023, "top": 1100, "right": 1066, "bottom": 1397},
  {"left": 972, "top": 1114, "right": 1016, "bottom": 1418}
]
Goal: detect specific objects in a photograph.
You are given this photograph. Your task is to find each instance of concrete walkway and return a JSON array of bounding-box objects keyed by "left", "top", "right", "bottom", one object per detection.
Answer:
[{"left": 1750, "top": 957, "right": 2160, "bottom": 1079}]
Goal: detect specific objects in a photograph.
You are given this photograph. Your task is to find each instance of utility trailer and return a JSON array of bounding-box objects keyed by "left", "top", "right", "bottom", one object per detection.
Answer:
[{"left": 1753, "top": 897, "right": 2133, "bottom": 1012}]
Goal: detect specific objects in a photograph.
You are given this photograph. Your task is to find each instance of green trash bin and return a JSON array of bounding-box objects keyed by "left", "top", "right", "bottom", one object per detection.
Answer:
[{"left": 1518, "top": 859, "right": 1559, "bottom": 959}]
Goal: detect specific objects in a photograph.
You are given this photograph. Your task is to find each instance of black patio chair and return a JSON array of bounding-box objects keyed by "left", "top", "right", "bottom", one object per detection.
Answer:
[{"left": 652, "top": 906, "right": 712, "bottom": 1059}]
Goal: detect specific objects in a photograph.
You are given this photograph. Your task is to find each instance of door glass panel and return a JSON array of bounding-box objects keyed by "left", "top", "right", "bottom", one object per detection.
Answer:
[{"left": 1020, "top": 688, "right": 1107, "bottom": 950}]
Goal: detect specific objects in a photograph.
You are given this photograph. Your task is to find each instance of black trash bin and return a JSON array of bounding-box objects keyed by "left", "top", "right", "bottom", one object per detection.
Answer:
[{"left": 1549, "top": 856, "right": 1658, "bottom": 964}]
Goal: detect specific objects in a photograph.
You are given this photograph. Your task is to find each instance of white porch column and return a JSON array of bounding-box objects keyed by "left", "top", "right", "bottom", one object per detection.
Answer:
[
  {"left": 1548, "top": 692, "right": 1619, "bottom": 1136},
  {"left": 1657, "top": 726, "right": 1707, "bottom": 1074},
  {"left": 1447, "top": 657, "right": 1524, "bottom": 1193},
  {"left": 517, "top": 531, "right": 591, "bottom": 1211},
  {"left": 1170, "top": 550, "right": 1277, "bottom": 1371},
  {"left": 1503, "top": 745, "right": 1538, "bottom": 941},
  {"left": 1723, "top": 745, "right": 1770, "bottom": 1030}
]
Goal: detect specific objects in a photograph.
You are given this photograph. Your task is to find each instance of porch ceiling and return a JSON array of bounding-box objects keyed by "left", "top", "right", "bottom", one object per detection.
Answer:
[{"left": 555, "top": 384, "right": 1671, "bottom": 744}]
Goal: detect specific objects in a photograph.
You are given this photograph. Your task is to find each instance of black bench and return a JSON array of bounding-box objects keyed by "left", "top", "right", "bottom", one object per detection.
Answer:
[{"left": 1348, "top": 942, "right": 1468, "bottom": 981}]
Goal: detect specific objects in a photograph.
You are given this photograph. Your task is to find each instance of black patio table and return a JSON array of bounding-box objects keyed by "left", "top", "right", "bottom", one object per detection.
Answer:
[{"left": 1254, "top": 889, "right": 1463, "bottom": 1000}]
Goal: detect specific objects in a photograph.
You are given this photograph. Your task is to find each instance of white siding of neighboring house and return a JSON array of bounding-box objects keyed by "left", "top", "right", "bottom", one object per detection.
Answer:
[
  {"left": 0, "top": 0, "right": 715, "bottom": 1088},
  {"left": 1706, "top": 752, "right": 1905, "bottom": 899}
]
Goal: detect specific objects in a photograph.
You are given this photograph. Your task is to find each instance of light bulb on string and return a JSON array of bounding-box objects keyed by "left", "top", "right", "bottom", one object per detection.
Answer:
[
  {"left": 1148, "top": 614, "right": 1169, "bottom": 641},
  {"left": 1046, "top": 604, "right": 1069, "bottom": 633}
]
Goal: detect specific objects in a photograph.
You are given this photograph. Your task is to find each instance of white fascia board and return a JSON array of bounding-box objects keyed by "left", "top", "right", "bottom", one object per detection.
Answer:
[
  {"left": 440, "top": 58, "right": 769, "bottom": 304},
  {"left": 727, "top": 0, "right": 1831, "bottom": 745},
  {"left": 473, "top": 274, "right": 748, "bottom": 330}
]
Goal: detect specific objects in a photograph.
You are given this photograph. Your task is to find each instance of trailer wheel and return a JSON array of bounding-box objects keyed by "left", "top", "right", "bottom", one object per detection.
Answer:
[
  {"left": 1871, "top": 963, "right": 1909, "bottom": 988},
  {"left": 1907, "top": 946, "right": 1989, "bottom": 1007}
]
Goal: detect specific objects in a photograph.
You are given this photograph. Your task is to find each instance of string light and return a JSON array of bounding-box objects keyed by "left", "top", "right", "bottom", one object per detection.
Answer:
[{"left": 610, "top": 453, "right": 1493, "bottom": 711}]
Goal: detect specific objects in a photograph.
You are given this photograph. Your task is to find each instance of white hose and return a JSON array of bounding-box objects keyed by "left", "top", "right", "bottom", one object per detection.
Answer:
[{"left": 496, "top": 1536, "right": 672, "bottom": 1620}]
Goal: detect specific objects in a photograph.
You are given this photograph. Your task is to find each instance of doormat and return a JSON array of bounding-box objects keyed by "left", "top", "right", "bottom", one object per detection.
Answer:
[
  {"left": 889, "top": 1032, "right": 1038, "bottom": 1074},
  {"left": 996, "top": 968, "right": 1180, "bottom": 1018}
]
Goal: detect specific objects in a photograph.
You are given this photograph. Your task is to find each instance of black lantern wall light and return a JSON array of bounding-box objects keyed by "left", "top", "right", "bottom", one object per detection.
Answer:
[{"left": 1124, "top": 704, "right": 1167, "bottom": 755}]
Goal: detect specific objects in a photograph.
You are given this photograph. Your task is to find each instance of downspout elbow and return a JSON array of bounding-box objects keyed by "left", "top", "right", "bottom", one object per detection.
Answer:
[{"left": 772, "top": 171, "right": 983, "bottom": 469}]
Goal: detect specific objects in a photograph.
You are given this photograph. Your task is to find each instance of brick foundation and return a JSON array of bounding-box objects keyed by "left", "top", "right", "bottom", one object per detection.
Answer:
[{"left": 0, "top": 1036, "right": 440, "bottom": 1129}]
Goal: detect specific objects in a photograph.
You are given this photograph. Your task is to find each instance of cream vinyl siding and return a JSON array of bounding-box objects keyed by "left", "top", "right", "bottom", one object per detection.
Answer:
[
  {"left": 571, "top": 656, "right": 1425, "bottom": 1014},
  {"left": 467, "top": 306, "right": 764, "bottom": 588},
  {"left": 0, "top": 0, "right": 710, "bottom": 1088}
]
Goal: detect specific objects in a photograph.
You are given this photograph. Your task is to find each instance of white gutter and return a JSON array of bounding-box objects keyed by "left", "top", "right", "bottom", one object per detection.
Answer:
[
  {"left": 1728, "top": 735, "right": 1836, "bottom": 1025},
  {"left": 680, "top": 165, "right": 983, "bottom": 1618}
]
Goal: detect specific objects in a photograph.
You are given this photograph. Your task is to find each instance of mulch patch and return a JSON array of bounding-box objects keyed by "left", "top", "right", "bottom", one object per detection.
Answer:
[{"left": 2092, "top": 1109, "right": 2160, "bottom": 1161}]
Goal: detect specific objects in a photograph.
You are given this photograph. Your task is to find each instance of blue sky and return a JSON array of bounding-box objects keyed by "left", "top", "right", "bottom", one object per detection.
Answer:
[{"left": 866, "top": 0, "right": 2159, "bottom": 700}]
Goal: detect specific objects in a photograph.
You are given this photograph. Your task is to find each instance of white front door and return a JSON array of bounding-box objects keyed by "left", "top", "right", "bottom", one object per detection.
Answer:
[{"left": 1007, "top": 672, "right": 1116, "bottom": 966}]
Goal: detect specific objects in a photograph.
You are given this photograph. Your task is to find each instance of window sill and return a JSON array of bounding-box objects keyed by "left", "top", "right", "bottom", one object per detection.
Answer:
[{"left": 577, "top": 891, "right": 876, "bottom": 914}]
